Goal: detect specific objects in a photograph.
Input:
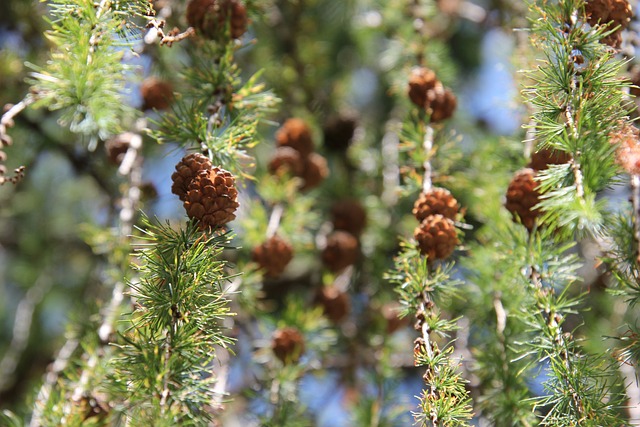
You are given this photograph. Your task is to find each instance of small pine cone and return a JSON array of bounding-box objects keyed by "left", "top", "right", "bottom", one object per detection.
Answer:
[
  {"left": 301, "top": 153, "right": 329, "bottom": 191},
  {"left": 412, "top": 187, "right": 460, "bottom": 222},
  {"left": 171, "top": 153, "right": 213, "bottom": 202},
  {"left": 381, "top": 302, "right": 408, "bottom": 334},
  {"left": 528, "top": 148, "right": 572, "bottom": 171},
  {"left": 408, "top": 67, "right": 438, "bottom": 108},
  {"left": 276, "top": 118, "right": 314, "bottom": 158},
  {"left": 104, "top": 133, "right": 133, "bottom": 165},
  {"left": 184, "top": 166, "right": 239, "bottom": 229},
  {"left": 140, "top": 77, "right": 173, "bottom": 111},
  {"left": 505, "top": 168, "right": 541, "bottom": 230},
  {"left": 427, "top": 84, "right": 457, "bottom": 123},
  {"left": 331, "top": 199, "right": 367, "bottom": 236},
  {"left": 186, "top": 0, "right": 248, "bottom": 40},
  {"left": 414, "top": 214, "right": 458, "bottom": 260},
  {"left": 268, "top": 146, "right": 305, "bottom": 177},
  {"left": 584, "top": 0, "right": 632, "bottom": 47},
  {"left": 321, "top": 231, "right": 359, "bottom": 272},
  {"left": 272, "top": 326, "right": 305, "bottom": 364},
  {"left": 610, "top": 121, "right": 640, "bottom": 175},
  {"left": 315, "top": 286, "right": 350, "bottom": 323},
  {"left": 251, "top": 235, "right": 294, "bottom": 278},
  {"left": 323, "top": 114, "right": 357, "bottom": 152}
]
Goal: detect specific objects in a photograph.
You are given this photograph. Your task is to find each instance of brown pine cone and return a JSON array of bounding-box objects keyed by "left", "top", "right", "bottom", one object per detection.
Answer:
[
  {"left": 140, "top": 77, "right": 174, "bottom": 111},
  {"left": 315, "top": 286, "right": 350, "bottom": 323},
  {"left": 323, "top": 114, "right": 357, "bottom": 152},
  {"left": 414, "top": 214, "right": 458, "bottom": 260},
  {"left": 104, "top": 133, "right": 133, "bottom": 165},
  {"left": 528, "top": 147, "right": 572, "bottom": 171},
  {"left": 412, "top": 187, "right": 460, "bottom": 222},
  {"left": 610, "top": 121, "right": 640, "bottom": 175},
  {"left": 331, "top": 199, "right": 367, "bottom": 236},
  {"left": 381, "top": 302, "right": 408, "bottom": 334},
  {"left": 184, "top": 166, "right": 239, "bottom": 229},
  {"left": 584, "top": 0, "right": 632, "bottom": 48},
  {"left": 408, "top": 67, "right": 438, "bottom": 108},
  {"left": 272, "top": 327, "right": 305, "bottom": 364},
  {"left": 505, "top": 168, "right": 541, "bottom": 230},
  {"left": 276, "top": 118, "right": 314, "bottom": 158},
  {"left": 301, "top": 153, "right": 329, "bottom": 191},
  {"left": 427, "top": 85, "right": 457, "bottom": 123},
  {"left": 251, "top": 235, "right": 294, "bottom": 278},
  {"left": 186, "top": 0, "right": 248, "bottom": 40},
  {"left": 321, "top": 231, "right": 359, "bottom": 272},
  {"left": 171, "top": 153, "right": 213, "bottom": 202},
  {"left": 268, "top": 146, "right": 304, "bottom": 177}
]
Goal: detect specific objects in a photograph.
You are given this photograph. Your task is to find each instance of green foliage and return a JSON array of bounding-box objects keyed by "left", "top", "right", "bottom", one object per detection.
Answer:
[
  {"left": 111, "top": 217, "right": 235, "bottom": 424},
  {"left": 27, "top": 0, "right": 153, "bottom": 139}
]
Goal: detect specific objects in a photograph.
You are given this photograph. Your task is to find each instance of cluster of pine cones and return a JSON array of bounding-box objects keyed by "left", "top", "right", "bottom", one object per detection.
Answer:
[
  {"left": 408, "top": 67, "right": 457, "bottom": 122},
  {"left": 412, "top": 187, "right": 460, "bottom": 260},
  {"left": 170, "top": 153, "right": 239, "bottom": 230},
  {"left": 268, "top": 118, "right": 329, "bottom": 191},
  {"left": 505, "top": 148, "right": 571, "bottom": 230}
]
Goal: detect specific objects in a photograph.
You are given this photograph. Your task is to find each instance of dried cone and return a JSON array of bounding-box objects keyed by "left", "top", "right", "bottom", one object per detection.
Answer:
[
  {"left": 610, "top": 121, "right": 640, "bottom": 175},
  {"left": 301, "top": 153, "right": 329, "bottom": 191},
  {"left": 315, "top": 286, "right": 350, "bottom": 323},
  {"left": 584, "top": 0, "right": 632, "bottom": 48},
  {"left": 171, "top": 153, "right": 213, "bottom": 202},
  {"left": 268, "top": 146, "right": 304, "bottom": 177},
  {"left": 427, "top": 85, "right": 457, "bottom": 123},
  {"left": 272, "top": 327, "right": 305, "bottom": 364},
  {"left": 186, "top": 0, "right": 248, "bottom": 40},
  {"left": 505, "top": 168, "right": 542, "bottom": 230},
  {"left": 528, "top": 148, "right": 572, "bottom": 171},
  {"left": 251, "top": 235, "right": 294, "bottom": 278},
  {"left": 323, "top": 114, "right": 357, "bottom": 152},
  {"left": 408, "top": 67, "right": 438, "bottom": 108},
  {"left": 414, "top": 214, "right": 458, "bottom": 260},
  {"left": 412, "top": 187, "right": 460, "bottom": 223},
  {"left": 331, "top": 199, "right": 367, "bottom": 236},
  {"left": 105, "top": 133, "right": 133, "bottom": 165},
  {"left": 184, "top": 166, "right": 239, "bottom": 229},
  {"left": 321, "top": 231, "right": 359, "bottom": 272},
  {"left": 276, "top": 118, "right": 314, "bottom": 158},
  {"left": 140, "top": 77, "right": 174, "bottom": 111}
]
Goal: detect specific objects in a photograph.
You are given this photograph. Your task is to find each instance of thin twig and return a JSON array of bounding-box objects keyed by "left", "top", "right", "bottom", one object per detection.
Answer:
[
  {"left": 422, "top": 125, "right": 434, "bottom": 193},
  {"left": 266, "top": 204, "right": 284, "bottom": 238},
  {"left": 0, "top": 275, "right": 53, "bottom": 392}
]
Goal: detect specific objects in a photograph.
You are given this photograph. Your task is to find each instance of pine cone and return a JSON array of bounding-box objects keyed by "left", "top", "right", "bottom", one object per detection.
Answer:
[
  {"left": 528, "top": 147, "right": 572, "bottom": 171},
  {"left": 427, "top": 83, "right": 457, "bottom": 123},
  {"left": 323, "top": 114, "right": 357, "bottom": 152},
  {"left": 252, "top": 235, "right": 294, "bottom": 278},
  {"left": 412, "top": 187, "right": 460, "bottom": 222},
  {"left": 186, "top": 0, "right": 248, "bottom": 40},
  {"left": 171, "top": 153, "right": 213, "bottom": 202},
  {"left": 301, "top": 153, "right": 329, "bottom": 191},
  {"left": 104, "top": 133, "right": 133, "bottom": 165},
  {"left": 276, "top": 118, "right": 314, "bottom": 158},
  {"left": 331, "top": 199, "right": 367, "bottom": 236},
  {"left": 414, "top": 214, "right": 458, "bottom": 260},
  {"left": 184, "top": 166, "right": 239, "bottom": 229},
  {"left": 268, "top": 146, "right": 304, "bottom": 177},
  {"left": 504, "top": 168, "right": 541, "bottom": 230},
  {"left": 610, "top": 121, "right": 640, "bottom": 175},
  {"left": 408, "top": 67, "right": 438, "bottom": 108},
  {"left": 321, "top": 231, "right": 359, "bottom": 272},
  {"left": 140, "top": 77, "right": 173, "bottom": 111},
  {"left": 272, "top": 327, "right": 305, "bottom": 364},
  {"left": 584, "top": 0, "right": 632, "bottom": 48},
  {"left": 315, "top": 286, "right": 350, "bottom": 323}
]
